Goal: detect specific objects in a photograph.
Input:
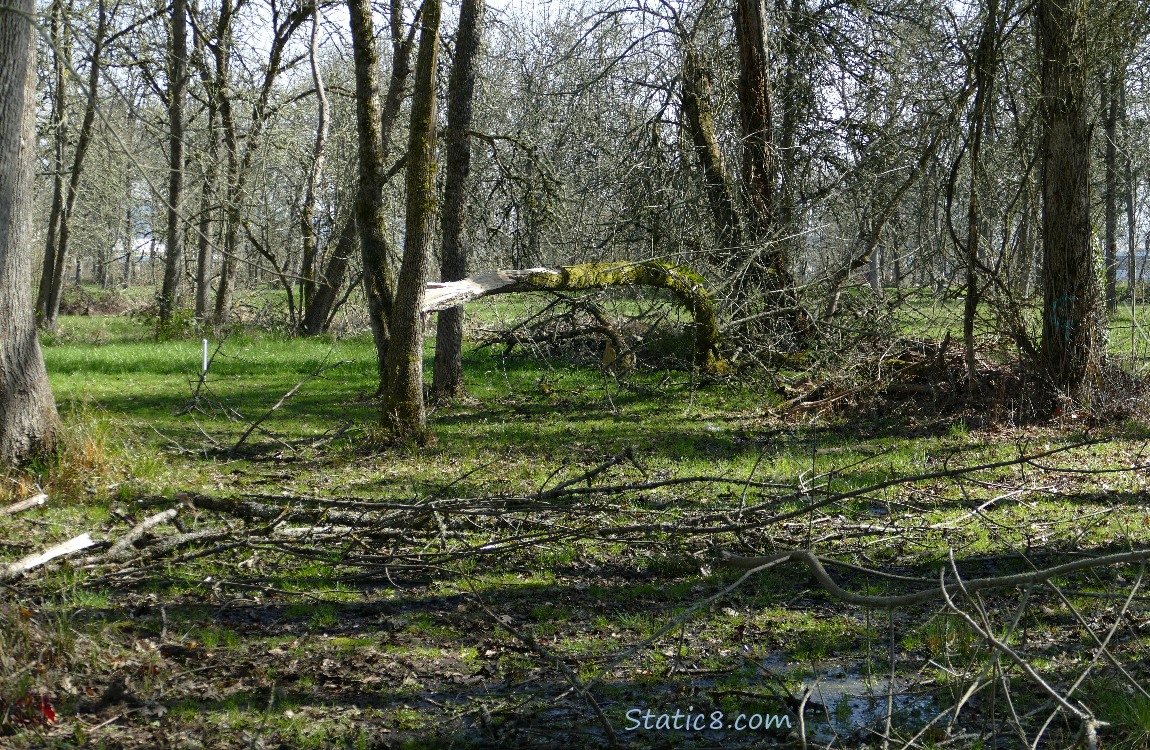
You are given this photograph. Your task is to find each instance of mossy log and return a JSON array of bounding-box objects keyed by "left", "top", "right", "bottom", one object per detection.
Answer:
[{"left": 422, "top": 261, "right": 725, "bottom": 373}]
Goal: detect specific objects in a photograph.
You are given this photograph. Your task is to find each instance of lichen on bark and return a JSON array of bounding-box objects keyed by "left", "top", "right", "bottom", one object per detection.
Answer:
[{"left": 425, "top": 261, "right": 725, "bottom": 374}]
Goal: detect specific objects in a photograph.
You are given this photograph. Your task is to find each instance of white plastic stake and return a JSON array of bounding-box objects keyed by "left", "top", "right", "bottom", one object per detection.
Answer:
[{"left": 202, "top": 338, "right": 209, "bottom": 375}]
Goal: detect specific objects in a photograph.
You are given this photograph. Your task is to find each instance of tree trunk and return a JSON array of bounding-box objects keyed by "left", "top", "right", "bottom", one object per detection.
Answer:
[
  {"left": 300, "top": 213, "right": 356, "bottom": 335},
  {"left": 298, "top": 0, "right": 328, "bottom": 325},
  {"left": 734, "top": 0, "right": 778, "bottom": 239},
  {"left": 382, "top": 0, "right": 440, "bottom": 443},
  {"left": 1122, "top": 84, "right": 1136, "bottom": 294},
  {"left": 121, "top": 189, "right": 133, "bottom": 289},
  {"left": 432, "top": 0, "right": 485, "bottom": 401},
  {"left": 36, "top": 0, "right": 68, "bottom": 328},
  {"left": 347, "top": 0, "right": 397, "bottom": 384},
  {"left": 1102, "top": 66, "right": 1120, "bottom": 311},
  {"left": 301, "top": 1, "right": 411, "bottom": 340},
  {"left": 424, "top": 262, "right": 724, "bottom": 374},
  {"left": 194, "top": 101, "right": 218, "bottom": 325},
  {"left": 159, "top": 0, "right": 188, "bottom": 333},
  {"left": 1, "top": 0, "right": 60, "bottom": 463},
  {"left": 210, "top": 0, "right": 307, "bottom": 325},
  {"left": 1017, "top": 184, "right": 1035, "bottom": 298},
  {"left": 732, "top": 0, "right": 805, "bottom": 340},
  {"left": 679, "top": 48, "right": 740, "bottom": 250},
  {"left": 1036, "top": 0, "right": 1103, "bottom": 402},
  {"left": 963, "top": 0, "right": 1000, "bottom": 393},
  {"left": 43, "top": 0, "right": 106, "bottom": 331}
]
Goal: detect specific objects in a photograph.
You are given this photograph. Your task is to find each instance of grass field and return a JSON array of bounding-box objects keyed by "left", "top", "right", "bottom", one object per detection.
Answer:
[{"left": 3, "top": 298, "right": 1150, "bottom": 749}]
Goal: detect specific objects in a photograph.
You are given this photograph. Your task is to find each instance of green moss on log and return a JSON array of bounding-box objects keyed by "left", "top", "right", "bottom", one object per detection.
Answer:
[{"left": 514, "top": 262, "right": 724, "bottom": 373}]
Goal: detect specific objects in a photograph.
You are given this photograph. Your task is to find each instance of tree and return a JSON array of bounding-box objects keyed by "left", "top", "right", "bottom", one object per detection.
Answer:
[
  {"left": 432, "top": 0, "right": 485, "bottom": 401},
  {"left": 158, "top": 0, "right": 189, "bottom": 332},
  {"left": 35, "top": 0, "right": 68, "bottom": 330},
  {"left": 36, "top": 0, "right": 109, "bottom": 333},
  {"left": 1036, "top": 0, "right": 1103, "bottom": 401},
  {"left": 347, "top": 0, "right": 398, "bottom": 382},
  {"left": 680, "top": 46, "right": 741, "bottom": 252},
  {"left": 1, "top": 0, "right": 60, "bottom": 462},
  {"left": 961, "top": 0, "right": 1003, "bottom": 391},
  {"left": 382, "top": 0, "right": 440, "bottom": 442},
  {"left": 298, "top": 0, "right": 329, "bottom": 328},
  {"left": 731, "top": 0, "right": 806, "bottom": 340}
]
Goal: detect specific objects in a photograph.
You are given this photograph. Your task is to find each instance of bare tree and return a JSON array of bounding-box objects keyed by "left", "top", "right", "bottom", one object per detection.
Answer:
[
  {"left": 158, "top": 0, "right": 189, "bottom": 332},
  {"left": 347, "top": 0, "right": 397, "bottom": 382},
  {"left": 298, "top": 0, "right": 328, "bottom": 325},
  {"left": 432, "top": 0, "right": 485, "bottom": 401},
  {"left": 1036, "top": 0, "right": 1104, "bottom": 401},
  {"left": 37, "top": 0, "right": 109, "bottom": 332},
  {"left": 382, "top": 0, "right": 440, "bottom": 442},
  {"left": 961, "top": 0, "right": 1004, "bottom": 390},
  {"left": 35, "top": 0, "right": 68, "bottom": 329}
]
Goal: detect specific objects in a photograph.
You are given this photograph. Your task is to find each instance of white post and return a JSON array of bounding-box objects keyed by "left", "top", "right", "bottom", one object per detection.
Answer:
[{"left": 202, "top": 338, "right": 209, "bottom": 376}]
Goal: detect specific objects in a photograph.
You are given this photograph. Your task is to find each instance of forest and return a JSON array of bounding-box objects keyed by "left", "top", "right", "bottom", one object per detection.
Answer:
[{"left": 3, "top": 0, "right": 1150, "bottom": 746}]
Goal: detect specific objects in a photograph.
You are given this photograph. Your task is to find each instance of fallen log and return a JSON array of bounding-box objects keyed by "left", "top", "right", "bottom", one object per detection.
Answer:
[
  {"left": 1, "top": 534, "right": 95, "bottom": 581},
  {"left": 422, "top": 262, "right": 725, "bottom": 373},
  {"left": 1, "top": 493, "right": 48, "bottom": 515}
]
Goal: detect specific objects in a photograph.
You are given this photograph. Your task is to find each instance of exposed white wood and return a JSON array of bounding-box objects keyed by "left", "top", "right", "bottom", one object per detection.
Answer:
[
  {"left": 1, "top": 493, "right": 47, "bottom": 515},
  {"left": 422, "top": 268, "right": 554, "bottom": 312},
  {"left": 1, "top": 533, "right": 95, "bottom": 581}
]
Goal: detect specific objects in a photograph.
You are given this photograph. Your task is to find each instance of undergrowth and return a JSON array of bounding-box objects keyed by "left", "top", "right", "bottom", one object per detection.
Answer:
[{"left": 1, "top": 305, "right": 1149, "bottom": 749}]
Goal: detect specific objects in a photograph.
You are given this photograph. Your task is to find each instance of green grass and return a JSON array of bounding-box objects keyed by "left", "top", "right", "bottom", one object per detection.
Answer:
[
  {"left": 3, "top": 306, "right": 1150, "bottom": 749},
  {"left": 892, "top": 282, "right": 1150, "bottom": 366}
]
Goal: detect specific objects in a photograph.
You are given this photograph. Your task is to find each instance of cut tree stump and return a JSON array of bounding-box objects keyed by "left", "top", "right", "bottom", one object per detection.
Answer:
[{"left": 422, "top": 262, "right": 725, "bottom": 373}]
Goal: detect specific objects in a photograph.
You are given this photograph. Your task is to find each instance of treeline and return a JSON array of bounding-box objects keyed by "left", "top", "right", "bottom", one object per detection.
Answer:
[{"left": 20, "top": 0, "right": 1150, "bottom": 431}]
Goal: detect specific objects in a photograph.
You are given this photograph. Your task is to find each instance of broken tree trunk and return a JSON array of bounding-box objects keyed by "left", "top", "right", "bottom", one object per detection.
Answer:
[
  {"left": 0, "top": 534, "right": 94, "bottom": 581},
  {"left": 422, "top": 262, "right": 725, "bottom": 373}
]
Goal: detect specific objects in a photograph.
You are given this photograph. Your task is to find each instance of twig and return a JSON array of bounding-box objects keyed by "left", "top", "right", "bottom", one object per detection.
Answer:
[
  {"left": 99, "top": 508, "right": 180, "bottom": 562},
  {"left": 248, "top": 681, "right": 278, "bottom": 750},
  {"left": 230, "top": 360, "right": 349, "bottom": 453},
  {"left": 939, "top": 559, "right": 1107, "bottom": 747},
  {"left": 720, "top": 547, "right": 1150, "bottom": 608},
  {"left": 180, "top": 341, "right": 224, "bottom": 413},
  {"left": 470, "top": 592, "right": 620, "bottom": 748},
  {"left": 539, "top": 447, "right": 635, "bottom": 499}
]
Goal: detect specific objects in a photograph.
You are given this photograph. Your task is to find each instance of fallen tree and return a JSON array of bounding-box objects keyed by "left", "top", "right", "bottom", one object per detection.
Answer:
[{"left": 422, "top": 261, "right": 725, "bottom": 373}]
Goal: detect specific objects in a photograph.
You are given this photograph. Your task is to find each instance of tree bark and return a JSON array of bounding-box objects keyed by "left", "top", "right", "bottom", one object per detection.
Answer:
[
  {"left": 383, "top": 0, "right": 440, "bottom": 443},
  {"left": 121, "top": 177, "right": 133, "bottom": 288},
  {"left": 679, "top": 48, "right": 740, "bottom": 250},
  {"left": 300, "top": 213, "right": 356, "bottom": 335},
  {"left": 1, "top": 0, "right": 60, "bottom": 463},
  {"left": 1036, "top": 0, "right": 1103, "bottom": 402},
  {"left": 732, "top": 0, "right": 805, "bottom": 340},
  {"left": 347, "top": 0, "right": 397, "bottom": 384},
  {"left": 734, "top": 0, "right": 778, "bottom": 239},
  {"left": 158, "top": 0, "right": 189, "bottom": 332},
  {"left": 302, "top": 2, "right": 411, "bottom": 340},
  {"left": 963, "top": 0, "right": 1001, "bottom": 392},
  {"left": 36, "top": 0, "right": 68, "bottom": 328},
  {"left": 194, "top": 102, "right": 219, "bottom": 325},
  {"left": 42, "top": 0, "right": 106, "bottom": 332},
  {"left": 210, "top": 0, "right": 308, "bottom": 325},
  {"left": 298, "top": 0, "right": 328, "bottom": 325},
  {"left": 432, "top": 0, "right": 485, "bottom": 401},
  {"left": 1122, "top": 84, "right": 1136, "bottom": 292},
  {"left": 424, "top": 262, "right": 724, "bottom": 374},
  {"left": 1102, "top": 66, "right": 1120, "bottom": 311}
]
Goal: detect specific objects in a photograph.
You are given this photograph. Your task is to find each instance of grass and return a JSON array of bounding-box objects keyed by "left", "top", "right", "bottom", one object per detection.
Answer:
[{"left": 1, "top": 301, "right": 1150, "bottom": 748}]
